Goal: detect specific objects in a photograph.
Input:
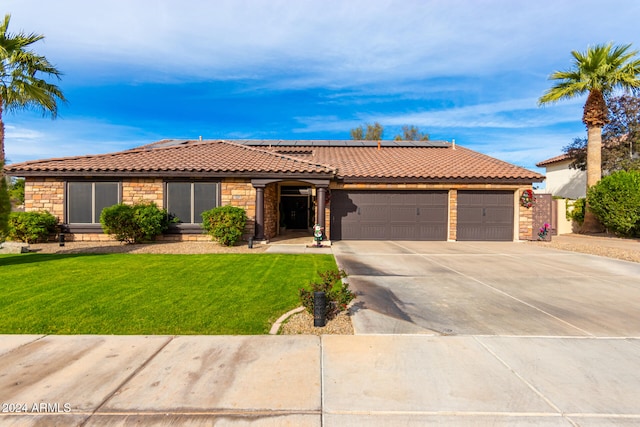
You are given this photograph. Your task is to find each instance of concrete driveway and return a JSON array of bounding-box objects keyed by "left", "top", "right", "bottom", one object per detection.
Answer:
[{"left": 333, "top": 240, "right": 640, "bottom": 336}]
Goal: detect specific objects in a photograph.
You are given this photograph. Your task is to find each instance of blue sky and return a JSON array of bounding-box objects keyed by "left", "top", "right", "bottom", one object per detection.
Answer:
[{"left": 4, "top": 0, "right": 640, "bottom": 176}]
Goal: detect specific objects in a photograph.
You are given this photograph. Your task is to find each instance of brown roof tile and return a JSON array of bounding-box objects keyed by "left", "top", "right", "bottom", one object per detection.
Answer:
[
  {"left": 268, "top": 144, "right": 542, "bottom": 181},
  {"left": 5, "top": 140, "right": 335, "bottom": 177},
  {"left": 5, "top": 139, "right": 543, "bottom": 182},
  {"left": 536, "top": 153, "right": 571, "bottom": 167}
]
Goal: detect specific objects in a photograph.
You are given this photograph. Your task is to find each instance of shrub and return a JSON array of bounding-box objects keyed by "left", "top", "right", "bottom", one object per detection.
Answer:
[
  {"left": 201, "top": 205, "right": 247, "bottom": 246},
  {"left": 100, "top": 202, "right": 171, "bottom": 243},
  {"left": 299, "top": 269, "right": 355, "bottom": 320},
  {"left": 587, "top": 170, "right": 640, "bottom": 237},
  {"left": 566, "top": 198, "right": 586, "bottom": 225},
  {"left": 7, "top": 211, "right": 58, "bottom": 243}
]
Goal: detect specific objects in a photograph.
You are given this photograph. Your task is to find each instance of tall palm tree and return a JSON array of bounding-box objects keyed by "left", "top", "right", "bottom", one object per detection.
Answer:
[
  {"left": 539, "top": 43, "right": 640, "bottom": 231},
  {"left": 0, "top": 13, "right": 66, "bottom": 166}
]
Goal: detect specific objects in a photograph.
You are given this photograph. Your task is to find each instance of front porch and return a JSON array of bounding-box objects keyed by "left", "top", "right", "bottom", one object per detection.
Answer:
[{"left": 252, "top": 179, "right": 330, "bottom": 242}]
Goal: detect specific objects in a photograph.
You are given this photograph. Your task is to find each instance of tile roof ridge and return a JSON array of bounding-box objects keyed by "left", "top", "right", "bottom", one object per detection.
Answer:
[{"left": 218, "top": 139, "right": 337, "bottom": 173}]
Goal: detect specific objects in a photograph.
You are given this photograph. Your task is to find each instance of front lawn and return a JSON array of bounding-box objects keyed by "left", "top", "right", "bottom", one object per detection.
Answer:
[{"left": 0, "top": 253, "right": 336, "bottom": 335}]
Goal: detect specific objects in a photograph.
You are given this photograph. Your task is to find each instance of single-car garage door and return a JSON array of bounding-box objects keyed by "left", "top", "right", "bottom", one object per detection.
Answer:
[
  {"left": 330, "top": 190, "right": 448, "bottom": 240},
  {"left": 457, "top": 190, "right": 514, "bottom": 241}
]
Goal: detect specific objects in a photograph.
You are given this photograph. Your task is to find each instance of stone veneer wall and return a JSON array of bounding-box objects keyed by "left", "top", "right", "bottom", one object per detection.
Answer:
[
  {"left": 516, "top": 186, "right": 534, "bottom": 241},
  {"left": 24, "top": 178, "right": 65, "bottom": 222},
  {"left": 23, "top": 177, "right": 534, "bottom": 242},
  {"left": 448, "top": 189, "right": 458, "bottom": 241},
  {"left": 122, "top": 178, "right": 164, "bottom": 206},
  {"left": 263, "top": 183, "right": 278, "bottom": 240},
  {"left": 220, "top": 179, "right": 256, "bottom": 239}
]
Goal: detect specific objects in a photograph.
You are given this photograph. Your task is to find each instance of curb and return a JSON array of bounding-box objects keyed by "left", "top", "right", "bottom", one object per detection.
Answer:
[{"left": 269, "top": 306, "right": 305, "bottom": 335}]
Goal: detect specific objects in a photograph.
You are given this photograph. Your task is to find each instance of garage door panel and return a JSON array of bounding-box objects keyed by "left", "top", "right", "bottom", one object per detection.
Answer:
[
  {"left": 418, "top": 225, "right": 448, "bottom": 240},
  {"left": 360, "top": 224, "right": 389, "bottom": 239},
  {"left": 360, "top": 206, "right": 388, "bottom": 221},
  {"left": 457, "top": 207, "right": 483, "bottom": 223},
  {"left": 331, "top": 190, "right": 448, "bottom": 241},
  {"left": 484, "top": 207, "right": 513, "bottom": 224},
  {"left": 457, "top": 191, "right": 514, "bottom": 241}
]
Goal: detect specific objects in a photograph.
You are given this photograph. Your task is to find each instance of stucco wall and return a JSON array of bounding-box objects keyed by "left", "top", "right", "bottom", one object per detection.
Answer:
[{"left": 543, "top": 160, "right": 586, "bottom": 199}]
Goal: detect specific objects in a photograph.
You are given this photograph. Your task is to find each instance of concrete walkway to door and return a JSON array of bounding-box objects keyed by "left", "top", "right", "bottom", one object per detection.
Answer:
[{"left": 333, "top": 240, "right": 640, "bottom": 336}]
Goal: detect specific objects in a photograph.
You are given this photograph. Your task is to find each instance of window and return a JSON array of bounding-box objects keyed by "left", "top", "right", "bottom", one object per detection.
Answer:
[
  {"left": 67, "top": 182, "right": 120, "bottom": 223},
  {"left": 166, "top": 182, "right": 219, "bottom": 224}
]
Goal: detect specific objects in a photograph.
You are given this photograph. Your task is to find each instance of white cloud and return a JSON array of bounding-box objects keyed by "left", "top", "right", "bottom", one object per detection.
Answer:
[
  {"left": 7, "top": 0, "right": 640, "bottom": 87},
  {"left": 4, "top": 117, "right": 155, "bottom": 164}
]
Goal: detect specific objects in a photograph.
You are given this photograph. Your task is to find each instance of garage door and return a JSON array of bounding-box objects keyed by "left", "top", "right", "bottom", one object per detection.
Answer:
[
  {"left": 330, "top": 191, "right": 448, "bottom": 240},
  {"left": 457, "top": 191, "right": 514, "bottom": 241}
]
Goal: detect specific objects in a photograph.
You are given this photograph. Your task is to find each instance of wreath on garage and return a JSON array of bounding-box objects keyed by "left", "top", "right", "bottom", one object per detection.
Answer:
[{"left": 520, "top": 189, "right": 535, "bottom": 208}]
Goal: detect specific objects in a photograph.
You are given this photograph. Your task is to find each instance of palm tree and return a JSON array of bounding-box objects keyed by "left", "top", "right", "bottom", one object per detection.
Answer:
[
  {"left": 539, "top": 43, "right": 640, "bottom": 231},
  {"left": 0, "top": 13, "right": 66, "bottom": 166}
]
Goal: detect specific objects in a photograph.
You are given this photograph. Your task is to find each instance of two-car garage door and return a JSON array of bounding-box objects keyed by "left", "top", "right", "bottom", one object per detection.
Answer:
[
  {"left": 330, "top": 191, "right": 449, "bottom": 240},
  {"left": 330, "top": 190, "right": 514, "bottom": 241}
]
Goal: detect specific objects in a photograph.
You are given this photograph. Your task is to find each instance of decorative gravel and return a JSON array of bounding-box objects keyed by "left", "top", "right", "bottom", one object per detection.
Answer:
[
  {"left": 279, "top": 310, "right": 354, "bottom": 335},
  {"left": 529, "top": 233, "right": 640, "bottom": 263}
]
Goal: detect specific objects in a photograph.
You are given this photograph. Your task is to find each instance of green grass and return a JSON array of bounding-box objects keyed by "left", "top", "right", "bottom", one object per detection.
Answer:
[{"left": 0, "top": 253, "right": 336, "bottom": 335}]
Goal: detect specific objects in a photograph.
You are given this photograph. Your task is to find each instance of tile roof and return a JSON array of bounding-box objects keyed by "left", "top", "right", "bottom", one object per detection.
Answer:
[
  {"left": 5, "top": 139, "right": 543, "bottom": 182},
  {"left": 536, "top": 153, "right": 571, "bottom": 167},
  {"left": 267, "top": 144, "right": 542, "bottom": 181},
  {"left": 5, "top": 140, "right": 335, "bottom": 177}
]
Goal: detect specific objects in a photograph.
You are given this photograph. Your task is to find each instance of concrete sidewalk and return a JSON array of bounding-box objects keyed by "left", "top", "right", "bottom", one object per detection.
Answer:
[{"left": 2, "top": 334, "right": 640, "bottom": 426}]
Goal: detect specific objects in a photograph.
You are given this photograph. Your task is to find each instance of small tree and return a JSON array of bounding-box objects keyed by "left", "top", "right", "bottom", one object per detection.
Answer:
[
  {"left": 201, "top": 205, "right": 247, "bottom": 246},
  {"left": 394, "top": 125, "right": 430, "bottom": 141},
  {"left": 587, "top": 170, "right": 640, "bottom": 236},
  {"left": 350, "top": 122, "right": 384, "bottom": 140},
  {"left": 100, "top": 202, "right": 170, "bottom": 243},
  {"left": 9, "top": 177, "right": 25, "bottom": 206}
]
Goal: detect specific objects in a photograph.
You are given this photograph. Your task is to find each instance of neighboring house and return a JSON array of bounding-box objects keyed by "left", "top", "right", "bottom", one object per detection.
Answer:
[
  {"left": 536, "top": 153, "right": 586, "bottom": 199},
  {"left": 4, "top": 139, "right": 544, "bottom": 242}
]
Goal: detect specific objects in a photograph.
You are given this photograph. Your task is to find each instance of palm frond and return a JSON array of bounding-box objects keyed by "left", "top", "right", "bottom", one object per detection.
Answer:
[{"left": 539, "top": 42, "right": 640, "bottom": 107}]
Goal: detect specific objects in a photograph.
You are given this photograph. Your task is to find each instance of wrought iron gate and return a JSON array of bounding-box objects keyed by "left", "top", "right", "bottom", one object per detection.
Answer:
[{"left": 532, "top": 193, "right": 553, "bottom": 241}]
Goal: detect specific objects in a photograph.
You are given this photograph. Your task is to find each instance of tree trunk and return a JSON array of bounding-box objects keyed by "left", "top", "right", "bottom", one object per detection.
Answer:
[
  {"left": 582, "top": 124, "right": 605, "bottom": 233},
  {"left": 0, "top": 101, "right": 5, "bottom": 167}
]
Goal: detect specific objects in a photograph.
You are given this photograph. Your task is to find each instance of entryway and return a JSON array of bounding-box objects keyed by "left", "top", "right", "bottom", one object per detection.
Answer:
[{"left": 279, "top": 185, "right": 313, "bottom": 230}]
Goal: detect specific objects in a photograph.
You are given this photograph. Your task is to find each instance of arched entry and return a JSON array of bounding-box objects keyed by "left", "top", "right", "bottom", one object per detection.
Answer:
[{"left": 251, "top": 178, "right": 329, "bottom": 240}]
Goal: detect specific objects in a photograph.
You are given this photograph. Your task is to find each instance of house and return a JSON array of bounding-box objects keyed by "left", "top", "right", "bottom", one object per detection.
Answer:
[
  {"left": 536, "top": 153, "right": 586, "bottom": 199},
  {"left": 4, "top": 139, "right": 544, "bottom": 242}
]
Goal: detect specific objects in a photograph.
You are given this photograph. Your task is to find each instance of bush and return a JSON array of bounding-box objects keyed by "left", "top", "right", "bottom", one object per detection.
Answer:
[
  {"left": 201, "top": 205, "right": 247, "bottom": 246},
  {"left": 566, "top": 198, "right": 586, "bottom": 225},
  {"left": 587, "top": 170, "right": 640, "bottom": 237},
  {"left": 7, "top": 211, "right": 58, "bottom": 243},
  {"left": 100, "top": 202, "right": 171, "bottom": 243},
  {"left": 299, "top": 269, "right": 355, "bottom": 320}
]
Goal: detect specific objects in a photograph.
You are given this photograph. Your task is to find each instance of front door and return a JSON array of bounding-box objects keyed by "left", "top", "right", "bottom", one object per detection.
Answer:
[{"left": 280, "top": 186, "right": 311, "bottom": 230}]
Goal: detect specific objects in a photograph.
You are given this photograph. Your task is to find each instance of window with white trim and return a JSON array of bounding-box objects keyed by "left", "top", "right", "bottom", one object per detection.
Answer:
[
  {"left": 67, "top": 182, "right": 120, "bottom": 224},
  {"left": 166, "top": 182, "right": 219, "bottom": 224}
]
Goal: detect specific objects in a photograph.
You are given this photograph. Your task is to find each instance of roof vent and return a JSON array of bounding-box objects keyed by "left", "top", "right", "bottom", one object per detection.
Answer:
[{"left": 452, "top": 139, "right": 456, "bottom": 149}]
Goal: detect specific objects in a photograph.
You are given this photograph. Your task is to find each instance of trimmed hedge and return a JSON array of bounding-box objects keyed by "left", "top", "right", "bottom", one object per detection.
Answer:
[
  {"left": 8, "top": 211, "right": 58, "bottom": 243},
  {"left": 100, "top": 202, "right": 171, "bottom": 243},
  {"left": 201, "top": 205, "right": 247, "bottom": 246}
]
